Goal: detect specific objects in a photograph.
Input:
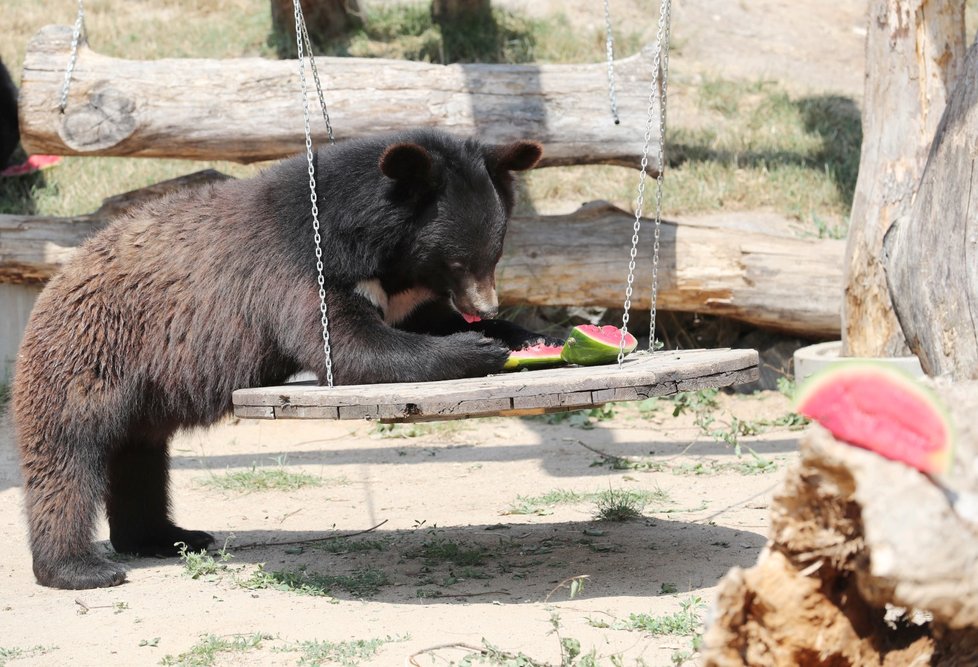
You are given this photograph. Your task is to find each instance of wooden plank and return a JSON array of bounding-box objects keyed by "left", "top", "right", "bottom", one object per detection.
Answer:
[
  {"left": 232, "top": 348, "right": 759, "bottom": 421},
  {"left": 20, "top": 25, "right": 660, "bottom": 168}
]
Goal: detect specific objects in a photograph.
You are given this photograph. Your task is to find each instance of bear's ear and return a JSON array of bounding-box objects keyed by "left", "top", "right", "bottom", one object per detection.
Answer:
[
  {"left": 379, "top": 142, "right": 433, "bottom": 182},
  {"left": 489, "top": 140, "right": 543, "bottom": 172}
]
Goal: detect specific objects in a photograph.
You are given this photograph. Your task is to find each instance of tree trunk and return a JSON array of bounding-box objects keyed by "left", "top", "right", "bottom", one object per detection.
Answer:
[
  {"left": 883, "top": 40, "right": 978, "bottom": 379},
  {"left": 841, "top": 0, "right": 965, "bottom": 357},
  {"left": 19, "top": 25, "right": 658, "bottom": 168},
  {"left": 431, "top": 0, "right": 491, "bottom": 22},
  {"left": 0, "top": 199, "right": 845, "bottom": 338},
  {"left": 270, "top": 0, "right": 362, "bottom": 42}
]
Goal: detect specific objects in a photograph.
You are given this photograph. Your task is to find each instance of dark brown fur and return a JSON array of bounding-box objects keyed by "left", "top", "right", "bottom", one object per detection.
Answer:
[{"left": 13, "top": 130, "right": 546, "bottom": 589}]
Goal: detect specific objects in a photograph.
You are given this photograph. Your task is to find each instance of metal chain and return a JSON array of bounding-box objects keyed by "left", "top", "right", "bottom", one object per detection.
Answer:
[
  {"left": 293, "top": 0, "right": 334, "bottom": 387},
  {"left": 59, "top": 0, "right": 86, "bottom": 112},
  {"left": 602, "top": 0, "right": 620, "bottom": 125},
  {"left": 648, "top": 0, "right": 672, "bottom": 350},
  {"left": 296, "top": 8, "right": 335, "bottom": 144},
  {"left": 618, "top": 0, "right": 671, "bottom": 366}
]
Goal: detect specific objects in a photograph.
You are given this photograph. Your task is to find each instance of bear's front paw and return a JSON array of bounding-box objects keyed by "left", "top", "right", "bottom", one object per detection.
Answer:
[{"left": 442, "top": 331, "right": 510, "bottom": 377}]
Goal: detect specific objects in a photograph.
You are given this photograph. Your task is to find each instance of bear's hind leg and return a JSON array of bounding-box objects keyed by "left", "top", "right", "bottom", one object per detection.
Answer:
[
  {"left": 107, "top": 442, "right": 214, "bottom": 557},
  {"left": 21, "top": 446, "right": 127, "bottom": 590}
]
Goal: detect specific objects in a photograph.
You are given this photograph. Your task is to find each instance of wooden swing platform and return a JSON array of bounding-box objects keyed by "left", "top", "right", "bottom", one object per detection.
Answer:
[{"left": 232, "top": 348, "right": 759, "bottom": 423}]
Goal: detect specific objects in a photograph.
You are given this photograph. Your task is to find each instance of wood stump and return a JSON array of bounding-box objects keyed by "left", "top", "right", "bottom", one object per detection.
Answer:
[{"left": 702, "top": 380, "right": 978, "bottom": 665}]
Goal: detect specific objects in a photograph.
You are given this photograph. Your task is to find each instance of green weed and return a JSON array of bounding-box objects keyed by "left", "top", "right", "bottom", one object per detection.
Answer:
[
  {"left": 199, "top": 456, "right": 326, "bottom": 493},
  {"left": 176, "top": 539, "right": 233, "bottom": 580},
  {"left": 0, "top": 645, "right": 55, "bottom": 666},
  {"left": 241, "top": 565, "right": 389, "bottom": 598},
  {"left": 616, "top": 596, "right": 706, "bottom": 636},
  {"left": 160, "top": 633, "right": 271, "bottom": 667},
  {"left": 277, "top": 635, "right": 409, "bottom": 667},
  {"left": 594, "top": 487, "right": 654, "bottom": 522},
  {"left": 416, "top": 537, "right": 488, "bottom": 567},
  {"left": 310, "top": 537, "right": 391, "bottom": 555},
  {"left": 506, "top": 487, "right": 670, "bottom": 517}
]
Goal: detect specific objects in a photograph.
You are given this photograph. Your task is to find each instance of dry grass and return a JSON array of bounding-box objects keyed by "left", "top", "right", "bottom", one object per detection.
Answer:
[{"left": 3, "top": 1, "right": 862, "bottom": 229}]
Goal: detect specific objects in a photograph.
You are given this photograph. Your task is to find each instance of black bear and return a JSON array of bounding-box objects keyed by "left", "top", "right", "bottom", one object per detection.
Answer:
[
  {"left": 0, "top": 57, "right": 20, "bottom": 169},
  {"left": 13, "top": 129, "right": 551, "bottom": 589}
]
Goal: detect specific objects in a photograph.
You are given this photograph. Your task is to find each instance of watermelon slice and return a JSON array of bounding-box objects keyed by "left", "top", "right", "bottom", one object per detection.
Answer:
[
  {"left": 503, "top": 343, "right": 566, "bottom": 371},
  {"left": 795, "top": 362, "right": 954, "bottom": 475},
  {"left": 560, "top": 325, "right": 638, "bottom": 366}
]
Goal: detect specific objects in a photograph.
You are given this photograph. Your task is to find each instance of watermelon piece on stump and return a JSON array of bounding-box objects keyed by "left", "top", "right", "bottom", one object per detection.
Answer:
[
  {"left": 561, "top": 325, "right": 638, "bottom": 366},
  {"left": 794, "top": 362, "right": 954, "bottom": 475}
]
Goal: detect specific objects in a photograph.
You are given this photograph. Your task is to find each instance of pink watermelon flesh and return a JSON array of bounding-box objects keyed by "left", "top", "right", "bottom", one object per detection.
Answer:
[
  {"left": 795, "top": 364, "right": 953, "bottom": 475},
  {"left": 575, "top": 325, "right": 638, "bottom": 350},
  {"left": 503, "top": 343, "right": 565, "bottom": 371}
]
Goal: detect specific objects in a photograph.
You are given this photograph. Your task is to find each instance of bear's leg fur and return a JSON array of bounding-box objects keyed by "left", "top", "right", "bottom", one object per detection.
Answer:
[
  {"left": 22, "top": 436, "right": 127, "bottom": 589},
  {"left": 107, "top": 440, "right": 214, "bottom": 557}
]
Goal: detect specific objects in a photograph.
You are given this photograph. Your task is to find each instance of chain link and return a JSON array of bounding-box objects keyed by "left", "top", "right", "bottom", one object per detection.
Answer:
[
  {"left": 293, "top": 0, "right": 335, "bottom": 387},
  {"left": 602, "top": 0, "right": 620, "bottom": 125},
  {"left": 296, "top": 8, "right": 335, "bottom": 144},
  {"left": 59, "top": 0, "right": 85, "bottom": 112},
  {"left": 617, "top": 0, "right": 671, "bottom": 366}
]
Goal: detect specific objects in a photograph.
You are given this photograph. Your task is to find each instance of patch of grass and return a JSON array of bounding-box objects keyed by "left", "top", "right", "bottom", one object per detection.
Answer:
[
  {"left": 277, "top": 635, "right": 409, "bottom": 667},
  {"left": 416, "top": 536, "right": 489, "bottom": 567},
  {"left": 160, "top": 633, "right": 271, "bottom": 667},
  {"left": 0, "top": 645, "right": 55, "bottom": 666},
  {"left": 176, "top": 539, "right": 233, "bottom": 580},
  {"left": 506, "top": 487, "right": 671, "bottom": 517},
  {"left": 522, "top": 80, "right": 862, "bottom": 229},
  {"left": 616, "top": 596, "right": 706, "bottom": 636},
  {"left": 594, "top": 487, "right": 655, "bottom": 521},
  {"left": 668, "top": 388, "right": 720, "bottom": 417},
  {"left": 526, "top": 404, "right": 619, "bottom": 430},
  {"left": 504, "top": 489, "right": 593, "bottom": 516},
  {"left": 370, "top": 421, "right": 464, "bottom": 439},
  {"left": 241, "top": 565, "right": 390, "bottom": 598},
  {"left": 311, "top": 537, "right": 391, "bottom": 555},
  {"left": 314, "top": 4, "right": 642, "bottom": 65},
  {"left": 199, "top": 457, "right": 325, "bottom": 493}
]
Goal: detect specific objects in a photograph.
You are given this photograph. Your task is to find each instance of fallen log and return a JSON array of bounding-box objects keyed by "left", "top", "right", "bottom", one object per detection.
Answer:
[
  {"left": 500, "top": 203, "right": 844, "bottom": 338},
  {"left": 0, "top": 197, "right": 844, "bottom": 337},
  {"left": 884, "top": 39, "right": 978, "bottom": 380},
  {"left": 702, "top": 379, "right": 978, "bottom": 665},
  {"left": 0, "top": 169, "right": 229, "bottom": 284},
  {"left": 19, "top": 25, "right": 658, "bottom": 168}
]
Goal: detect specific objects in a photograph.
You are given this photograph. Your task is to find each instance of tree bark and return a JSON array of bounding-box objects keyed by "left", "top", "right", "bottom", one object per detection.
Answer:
[
  {"left": 703, "top": 379, "right": 978, "bottom": 665},
  {"left": 19, "top": 25, "right": 657, "bottom": 168},
  {"left": 0, "top": 199, "right": 845, "bottom": 338},
  {"left": 883, "top": 40, "right": 978, "bottom": 379},
  {"left": 841, "top": 0, "right": 965, "bottom": 357},
  {"left": 431, "top": 0, "right": 491, "bottom": 22},
  {"left": 270, "top": 0, "right": 362, "bottom": 41}
]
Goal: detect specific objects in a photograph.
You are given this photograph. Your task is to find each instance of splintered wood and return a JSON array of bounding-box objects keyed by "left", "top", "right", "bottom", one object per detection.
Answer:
[
  {"left": 702, "top": 380, "right": 978, "bottom": 666},
  {"left": 232, "top": 348, "right": 759, "bottom": 423}
]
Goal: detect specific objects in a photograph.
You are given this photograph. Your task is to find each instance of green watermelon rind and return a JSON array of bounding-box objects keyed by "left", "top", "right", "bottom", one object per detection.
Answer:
[
  {"left": 560, "top": 325, "right": 638, "bottom": 366},
  {"left": 503, "top": 346, "right": 566, "bottom": 371},
  {"left": 794, "top": 361, "right": 955, "bottom": 475}
]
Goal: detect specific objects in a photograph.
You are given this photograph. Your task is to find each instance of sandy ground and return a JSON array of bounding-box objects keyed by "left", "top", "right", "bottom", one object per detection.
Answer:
[
  {"left": 0, "top": 394, "right": 800, "bottom": 666},
  {"left": 0, "top": 2, "right": 868, "bottom": 665}
]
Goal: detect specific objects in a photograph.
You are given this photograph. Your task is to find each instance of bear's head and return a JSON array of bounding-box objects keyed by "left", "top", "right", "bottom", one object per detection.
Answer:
[{"left": 377, "top": 133, "right": 542, "bottom": 320}]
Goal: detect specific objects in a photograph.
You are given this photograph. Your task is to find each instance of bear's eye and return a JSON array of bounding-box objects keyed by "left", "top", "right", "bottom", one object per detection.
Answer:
[{"left": 447, "top": 261, "right": 465, "bottom": 273}]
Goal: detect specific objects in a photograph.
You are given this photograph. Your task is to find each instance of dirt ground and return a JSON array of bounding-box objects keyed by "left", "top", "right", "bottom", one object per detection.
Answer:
[
  {"left": 1, "top": 2, "right": 869, "bottom": 665},
  {"left": 0, "top": 394, "right": 800, "bottom": 665}
]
